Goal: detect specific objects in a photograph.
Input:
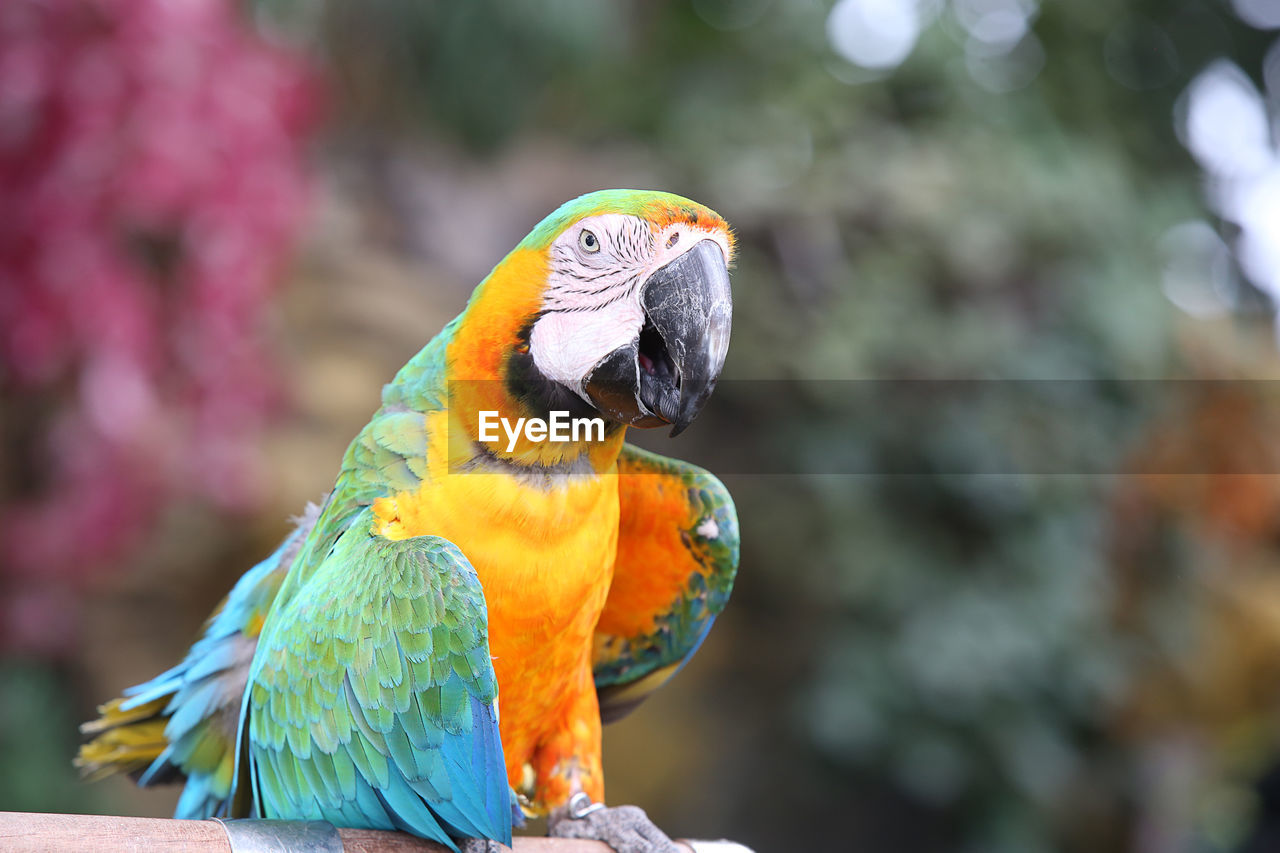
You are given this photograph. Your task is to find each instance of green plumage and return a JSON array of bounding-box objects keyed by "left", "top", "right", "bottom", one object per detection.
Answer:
[
  {"left": 237, "top": 322, "right": 511, "bottom": 849},
  {"left": 249, "top": 509, "right": 509, "bottom": 848}
]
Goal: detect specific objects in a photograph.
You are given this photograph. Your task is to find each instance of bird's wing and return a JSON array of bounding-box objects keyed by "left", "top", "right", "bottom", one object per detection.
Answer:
[
  {"left": 592, "top": 443, "right": 740, "bottom": 722},
  {"left": 246, "top": 509, "right": 512, "bottom": 850}
]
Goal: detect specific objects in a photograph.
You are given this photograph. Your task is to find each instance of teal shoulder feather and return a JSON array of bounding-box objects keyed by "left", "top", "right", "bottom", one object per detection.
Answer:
[{"left": 277, "top": 320, "right": 455, "bottom": 598}]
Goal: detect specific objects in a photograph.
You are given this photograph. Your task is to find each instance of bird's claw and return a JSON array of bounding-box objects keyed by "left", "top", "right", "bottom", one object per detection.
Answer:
[{"left": 549, "top": 794, "right": 680, "bottom": 853}]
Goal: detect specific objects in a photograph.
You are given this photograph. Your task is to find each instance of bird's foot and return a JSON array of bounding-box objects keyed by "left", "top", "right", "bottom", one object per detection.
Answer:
[{"left": 549, "top": 793, "right": 680, "bottom": 853}]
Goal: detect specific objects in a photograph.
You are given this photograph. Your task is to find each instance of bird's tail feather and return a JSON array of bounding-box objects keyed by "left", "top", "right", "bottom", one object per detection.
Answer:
[
  {"left": 75, "top": 696, "right": 171, "bottom": 781},
  {"left": 73, "top": 501, "right": 322, "bottom": 817}
]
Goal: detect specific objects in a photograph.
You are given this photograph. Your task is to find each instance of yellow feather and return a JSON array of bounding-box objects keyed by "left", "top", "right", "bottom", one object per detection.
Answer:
[
  {"left": 79, "top": 696, "right": 167, "bottom": 734},
  {"left": 75, "top": 696, "right": 170, "bottom": 779}
]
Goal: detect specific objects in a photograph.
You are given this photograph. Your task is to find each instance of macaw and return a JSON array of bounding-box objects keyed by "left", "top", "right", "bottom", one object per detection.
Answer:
[{"left": 78, "top": 189, "right": 740, "bottom": 853}]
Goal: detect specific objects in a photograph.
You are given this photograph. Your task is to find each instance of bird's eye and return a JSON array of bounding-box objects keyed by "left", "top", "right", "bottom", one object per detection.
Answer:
[{"left": 579, "top": 230, "right": 600, "bottom": 253}]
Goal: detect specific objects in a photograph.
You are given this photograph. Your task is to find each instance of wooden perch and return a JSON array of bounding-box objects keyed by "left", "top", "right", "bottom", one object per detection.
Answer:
[{"left": 0, "top": 812, "right": 750, "bottom": 853}]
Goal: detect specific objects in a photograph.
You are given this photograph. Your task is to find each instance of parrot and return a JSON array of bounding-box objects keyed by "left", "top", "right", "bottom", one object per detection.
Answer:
[{"left": 77, "top": 189, "right": 741, "bottom": 853}]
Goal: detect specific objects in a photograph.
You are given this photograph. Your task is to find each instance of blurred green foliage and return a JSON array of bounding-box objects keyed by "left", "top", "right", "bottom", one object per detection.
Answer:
[{"left": 0, "top": 664, "right": 101, "bottom": 815}]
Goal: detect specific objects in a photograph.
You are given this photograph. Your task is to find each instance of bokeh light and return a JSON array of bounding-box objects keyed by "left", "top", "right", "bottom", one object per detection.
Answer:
[
  {"left": 1179, "top": 60, "right": 1280, "bottom": 308},
  {"left": 827, "top": 0, "right": 925, "bottom": 70},
  {"left": 1232, "top": 0, "right": 1280, "bottom": 31}
]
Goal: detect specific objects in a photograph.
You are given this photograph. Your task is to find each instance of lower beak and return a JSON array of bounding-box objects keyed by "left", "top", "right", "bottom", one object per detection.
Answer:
[{"left": 584, "top": 239, "right": 732, "bottom": 436}]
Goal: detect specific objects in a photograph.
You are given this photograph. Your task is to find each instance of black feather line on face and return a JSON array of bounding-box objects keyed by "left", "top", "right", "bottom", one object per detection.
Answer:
[
  {"left": 542, "top": 291, "right": 639, "bottom": 313},
  {"left": 562, "top": 267, "right": 620, "bottom": 284},
  {"left": 545, "top": 269, "right": 645, "bottom": 311}
]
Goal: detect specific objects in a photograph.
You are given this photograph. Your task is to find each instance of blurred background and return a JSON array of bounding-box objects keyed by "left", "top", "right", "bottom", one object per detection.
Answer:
[{"left": 6, "top": 1, "right": 1280, "bottom": 850}]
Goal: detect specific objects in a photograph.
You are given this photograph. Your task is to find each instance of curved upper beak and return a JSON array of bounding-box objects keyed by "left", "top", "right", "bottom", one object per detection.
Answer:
[
  {"left": 583, "top": 239, "right": 732, "bottom": 436},
  {"left": 640, "top": 240, "right": 732, "bottom": 435}
]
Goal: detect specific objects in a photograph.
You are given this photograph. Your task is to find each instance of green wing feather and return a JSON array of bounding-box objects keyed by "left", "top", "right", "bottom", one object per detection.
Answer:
[{"left": 247, "top": 509, "right": 511, "bottom": 850}]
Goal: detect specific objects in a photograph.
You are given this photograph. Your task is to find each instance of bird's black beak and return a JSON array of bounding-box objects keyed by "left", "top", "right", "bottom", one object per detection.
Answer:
[{"left": 583, "top": 239, "right": 732, "bottom": 436}]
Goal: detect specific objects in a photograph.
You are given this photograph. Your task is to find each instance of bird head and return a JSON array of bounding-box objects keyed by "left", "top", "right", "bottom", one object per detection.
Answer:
[{"left": 453, "top": 190, "right": 734, "bottom": 440}]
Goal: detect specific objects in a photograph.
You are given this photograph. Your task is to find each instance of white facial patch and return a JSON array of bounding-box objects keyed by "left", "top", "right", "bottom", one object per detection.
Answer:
[
  {"left": 528, "top": 302, "right": 644, "bottom": 387},
  {"left": 528, "top": 212, "right": 731, "bottom": 396}
]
